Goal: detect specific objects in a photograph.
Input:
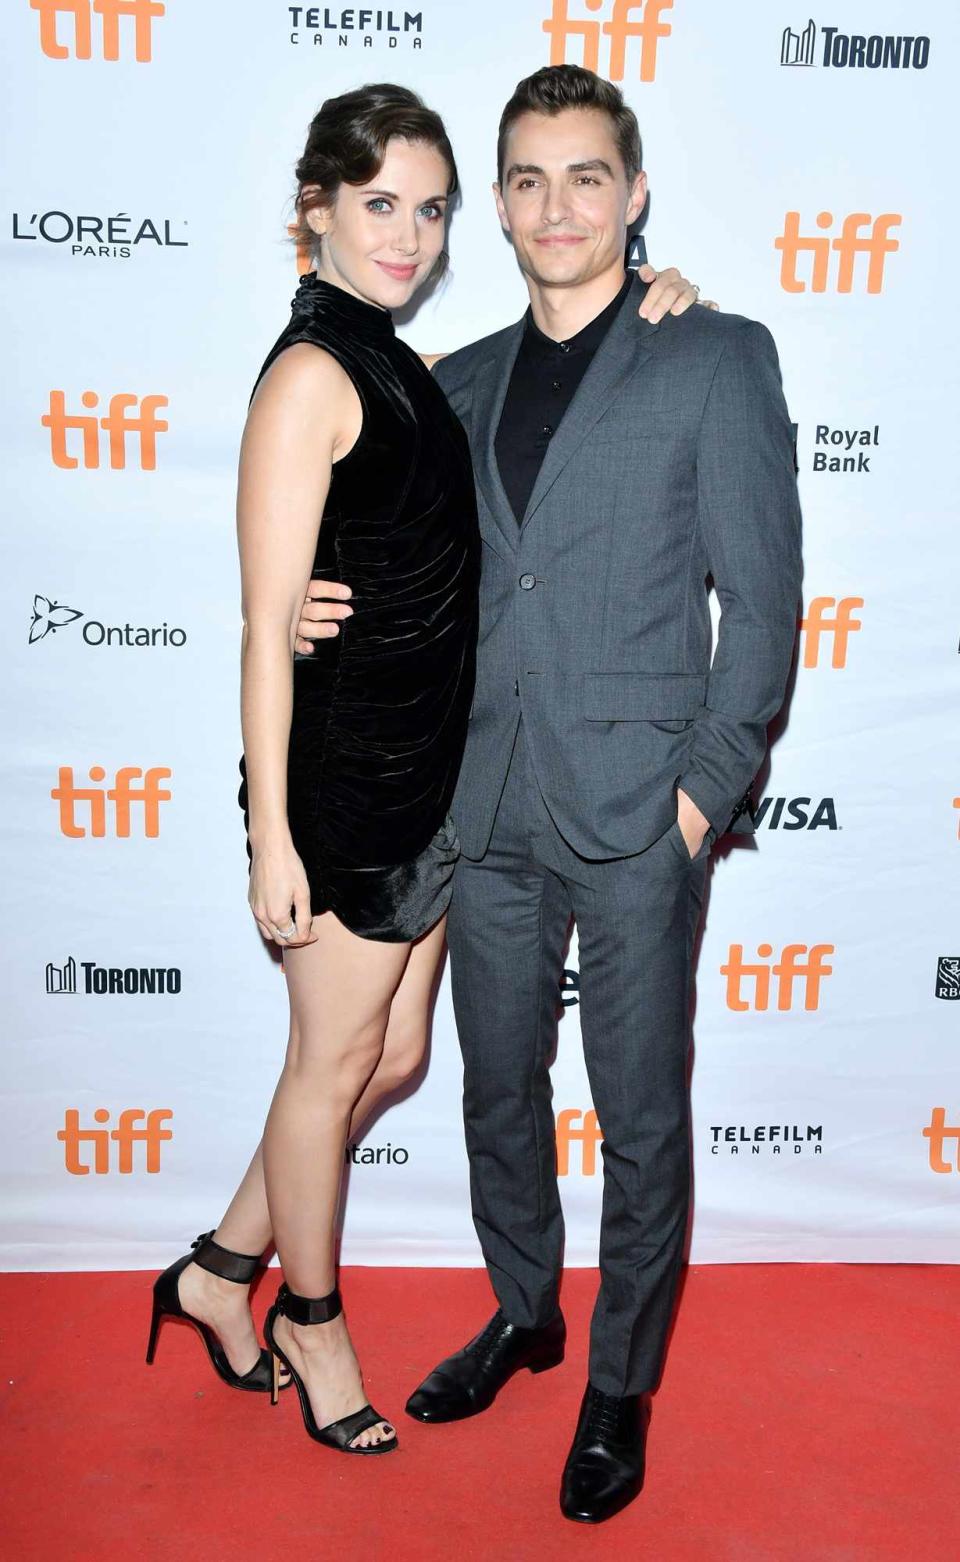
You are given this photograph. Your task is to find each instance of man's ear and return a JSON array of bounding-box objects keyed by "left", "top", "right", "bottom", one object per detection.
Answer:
[
  {"left": 626, "top": 170, "right": 648, "bottom": 228},
  {"left": 493, "top": 181, "right": 510, "bottom": 235}
]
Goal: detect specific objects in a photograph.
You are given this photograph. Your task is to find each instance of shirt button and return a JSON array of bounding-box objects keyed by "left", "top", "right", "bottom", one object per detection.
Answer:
[
  {"left": 558, "top": 342, "right": 570, "bottom": 354},
  {"left": 519, "top": 573, "right": 537, "bottom": 591},
  {"left": 552, "top": 379, "right": 562, "bottom": 391},
  {"left": 541, "top": 424, "right": 553, "bottom": 437}
]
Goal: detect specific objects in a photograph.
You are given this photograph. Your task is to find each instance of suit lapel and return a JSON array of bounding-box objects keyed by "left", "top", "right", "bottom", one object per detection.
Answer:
[
  {"left": 519, "top": 277, "right": 663, "bottom": 534},
  {"left": 471, "top": 318, "right": 525, "bottom": 553}
]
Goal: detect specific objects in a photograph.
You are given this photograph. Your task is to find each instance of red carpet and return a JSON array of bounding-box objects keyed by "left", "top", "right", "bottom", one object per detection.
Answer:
[{"left": 2, "top": 1264, "right": 957, "bottom": 1560}]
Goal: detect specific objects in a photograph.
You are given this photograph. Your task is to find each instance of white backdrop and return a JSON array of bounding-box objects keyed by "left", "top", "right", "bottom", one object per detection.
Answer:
[{"left": 2, "top": 1, "right": 957, "bottom": 1271}]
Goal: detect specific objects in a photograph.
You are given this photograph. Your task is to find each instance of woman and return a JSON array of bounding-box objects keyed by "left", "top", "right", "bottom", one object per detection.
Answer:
[{"left": 146, "top": 83, "right": 701, "bottom": 1457}]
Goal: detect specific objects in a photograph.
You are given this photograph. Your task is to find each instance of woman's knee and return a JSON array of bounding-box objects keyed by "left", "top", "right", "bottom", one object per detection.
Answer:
[
  {"left": 378, "top": 1022, "right": 427, "bottom": 1090},
  {"left": 284, "top": 1020, "right": 385, "bottom": 1098}
]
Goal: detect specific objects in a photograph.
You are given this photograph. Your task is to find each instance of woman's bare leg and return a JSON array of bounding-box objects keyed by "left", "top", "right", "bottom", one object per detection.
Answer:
[
  {"left": 345, "top": 915, "right": 446, "bottom": 1132},
  {"left": 176, "top": 917, "right": 447, "bottom": 1406},
  {"left": 262, "top": 910, "right": 412, "bottom": 1447}
]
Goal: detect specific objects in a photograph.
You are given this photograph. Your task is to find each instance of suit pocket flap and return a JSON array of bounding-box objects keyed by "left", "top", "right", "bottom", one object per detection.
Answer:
[{"left": 582, "top": 673, "right": 707, "bottom": 720}]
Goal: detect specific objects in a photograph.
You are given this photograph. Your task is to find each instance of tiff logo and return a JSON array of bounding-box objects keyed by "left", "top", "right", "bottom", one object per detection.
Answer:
[
  {"left": 543, "top": 0, "right": 673, "bottom": 83},
  {"left": 30, "top": 0, "right": 164, "bottom": 61},
  {"left": 556, "top": 1108, "right": 603, "bottom": 1174},
  {"left": 781, "top": 19, "right": 816, "bottom": 66},
  {"left": 51, "top": 766, "right": 172, "bottom": 837},
  {"left": 923, "top": 1109, "right": 960, "bottom": 1174},
  {"left": 58, "top": 1107, "right": 173, "bottom": 1173},
  {"left": 720, "top": 944, "right": 834, "bottom": 1011},
  {"left": 42, "top": 391, "right": 168, "bottom": 469},
  {"left": 775, "top": 212, "right": 901, "bottom": 294},
  {"left": 800, "top": 597, "right": 863, "bottom": 668}
]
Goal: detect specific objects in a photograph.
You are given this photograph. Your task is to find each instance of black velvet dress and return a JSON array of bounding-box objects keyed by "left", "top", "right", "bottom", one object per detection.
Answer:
[{"left": 238, "top": 273, "right": 480, "bottom": 941}]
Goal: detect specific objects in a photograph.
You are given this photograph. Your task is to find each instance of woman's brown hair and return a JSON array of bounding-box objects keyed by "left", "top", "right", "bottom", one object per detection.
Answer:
[{"left": 291, "top": 82, "right": 459, "bottom": 273}]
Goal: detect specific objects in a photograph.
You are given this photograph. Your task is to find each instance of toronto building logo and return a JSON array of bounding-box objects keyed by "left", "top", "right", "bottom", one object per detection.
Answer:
[
  {"left": 780, "top": 21, "right": 930, "bottom": 70},
  {"left": 45, "top": 955, "right": 182, "bottom": 995},
  {"left": 29, "top": 594, "right": 186, "bottom": 649}
]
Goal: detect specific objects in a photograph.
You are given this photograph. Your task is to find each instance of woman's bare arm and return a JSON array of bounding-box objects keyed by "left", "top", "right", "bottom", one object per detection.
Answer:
[{"left": 237, "top": 343, "right": 358, "bottom": 859}]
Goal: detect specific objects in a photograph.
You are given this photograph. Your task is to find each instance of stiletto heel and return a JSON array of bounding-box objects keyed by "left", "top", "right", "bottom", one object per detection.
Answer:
[
  {"left": 147, "top": 1230, "right": 289, "bottom": 1394},
  {"left": 145, "top": 1296, "right": 162, "bottom": 1365},
  {"left": 271, "top": 1351, "right": 282, "bottom": 1407},
  {"left": 264, "top": 1282, "right": 398, "bottom": 1455}
]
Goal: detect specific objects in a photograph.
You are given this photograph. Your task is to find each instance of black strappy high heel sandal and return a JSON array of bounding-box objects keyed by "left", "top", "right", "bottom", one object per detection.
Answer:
[
  {"left": 264, "top": 1282, "right": 398, "bottom": 1454},
  {"left": 146, "top": 1230, "right": 289, "bottom": 1393}
]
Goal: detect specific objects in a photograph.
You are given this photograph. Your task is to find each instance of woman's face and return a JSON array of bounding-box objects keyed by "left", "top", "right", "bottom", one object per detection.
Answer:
[{"left": 307, "top": 136, "right": 451, "bottom": 310}]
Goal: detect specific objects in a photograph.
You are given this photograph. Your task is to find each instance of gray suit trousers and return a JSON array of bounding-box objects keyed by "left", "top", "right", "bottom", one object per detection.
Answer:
[{"left": 446, "top": 720, "right": 709, "bottom": 1396}]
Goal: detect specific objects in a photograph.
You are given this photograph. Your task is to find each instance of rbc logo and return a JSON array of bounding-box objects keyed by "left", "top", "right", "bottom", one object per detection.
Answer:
[
  {"left": 800, "top": 597, "right": 863, "bottom": 669},
  {"left": 42, "top": 391, "right": 168, "bottom": 469},
  {"left": 58, "top": 1108, "right": 172, "bottom": 1173},
  {"left": 542, "top": 0, "right": 673, "bottom": 83},
  {"left": 721, "top": 944, "right": 834, "bottom": 1011},
  {"left": 30, "top": 0, "right": 164, "bottom": 61},
  {"left": 775, "top": 212, "right": 900, "bottom": 294},
  {"left": 51, "top": 765, "right": 172, "bottom": 838}
]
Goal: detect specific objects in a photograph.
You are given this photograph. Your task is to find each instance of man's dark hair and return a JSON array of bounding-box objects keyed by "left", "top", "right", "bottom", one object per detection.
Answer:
[{"left": 497, "top": 65, "right": 642, "bottom": 186}]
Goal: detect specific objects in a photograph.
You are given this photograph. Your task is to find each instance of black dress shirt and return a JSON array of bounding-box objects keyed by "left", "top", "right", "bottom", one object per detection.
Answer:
[{"left": 495, "top": 273, "right": 632, "bottom": 524}]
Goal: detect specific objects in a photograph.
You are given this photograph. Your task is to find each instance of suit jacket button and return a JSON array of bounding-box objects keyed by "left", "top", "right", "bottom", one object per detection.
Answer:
[{"left": 519, "top": 573, "right": 536, "bottom": 590}]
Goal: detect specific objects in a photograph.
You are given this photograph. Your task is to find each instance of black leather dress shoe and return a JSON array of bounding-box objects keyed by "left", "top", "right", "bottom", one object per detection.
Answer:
[
  {"left": 560, "top": 1383, "right": 650, "bottom": 1524},
  {"left": 405, "top": 1308, "right": 565, "bottom": 1423}
]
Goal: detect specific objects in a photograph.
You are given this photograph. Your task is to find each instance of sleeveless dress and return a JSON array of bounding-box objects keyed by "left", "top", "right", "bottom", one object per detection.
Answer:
[{"left": 237, "top": 273, "right": 480, "bottom": 941}]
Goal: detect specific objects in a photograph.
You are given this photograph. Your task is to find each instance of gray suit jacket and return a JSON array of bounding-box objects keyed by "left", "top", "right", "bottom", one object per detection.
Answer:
[{"left": 434, "top": 275, "right": 802, "bottom": 861}]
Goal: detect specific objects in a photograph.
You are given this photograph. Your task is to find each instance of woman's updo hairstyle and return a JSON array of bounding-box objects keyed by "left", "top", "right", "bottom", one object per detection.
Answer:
[{"left": 292, "top": 83, "right": 459, "bottom": 275}]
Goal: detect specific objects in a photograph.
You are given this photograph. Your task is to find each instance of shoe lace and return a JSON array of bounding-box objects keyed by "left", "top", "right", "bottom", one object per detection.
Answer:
[
  {"left": 585, "top": 1387, "right": 621, "bottom": 1440},
  {"left": 465, "top": 1310, "right": 506, "bottom": 1368}
]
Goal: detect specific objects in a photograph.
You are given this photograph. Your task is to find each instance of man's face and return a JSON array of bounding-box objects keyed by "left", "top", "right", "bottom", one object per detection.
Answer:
[{"left": 495, "top": 107, "right": 647, "bottom": 290}]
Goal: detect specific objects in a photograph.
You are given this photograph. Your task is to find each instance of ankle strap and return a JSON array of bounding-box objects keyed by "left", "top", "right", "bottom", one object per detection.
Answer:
[
  {"left": 190, "top": 1230, "right": 263, "bottom": 1285},
  {"left": 275, "top": 1281, "right": 343, "bottom": 1325}
]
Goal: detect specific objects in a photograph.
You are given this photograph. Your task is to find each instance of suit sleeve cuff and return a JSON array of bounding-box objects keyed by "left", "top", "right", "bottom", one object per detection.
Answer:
[{"left": 677, "top": 772, "right": 754, "bottom": 838}]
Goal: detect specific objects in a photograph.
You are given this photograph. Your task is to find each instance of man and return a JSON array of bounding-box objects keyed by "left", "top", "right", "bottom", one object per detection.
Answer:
[{"left": 298, "top": 66, "right": 802, "bottom": 1523}]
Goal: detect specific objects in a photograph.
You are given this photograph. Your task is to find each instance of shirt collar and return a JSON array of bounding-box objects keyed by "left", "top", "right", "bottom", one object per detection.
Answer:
[{"left": 523, "top": 272, "right": 633, "bottom": 358}]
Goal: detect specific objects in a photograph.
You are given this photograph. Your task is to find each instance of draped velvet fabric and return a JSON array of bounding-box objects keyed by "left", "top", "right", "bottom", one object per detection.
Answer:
[{"left": 237, "top": 273, "right": 480, "bottom": 941}]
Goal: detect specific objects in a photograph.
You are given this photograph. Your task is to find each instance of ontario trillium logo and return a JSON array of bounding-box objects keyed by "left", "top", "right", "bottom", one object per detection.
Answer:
[{"left": 29, "top": 593, "right": 82, "bottom": 643}]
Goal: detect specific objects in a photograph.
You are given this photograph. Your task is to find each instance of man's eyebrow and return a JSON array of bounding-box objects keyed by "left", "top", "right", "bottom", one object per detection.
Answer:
[
  {"left": 567, "top": 159, "right": 615, "bottom": 177},
  {"left": 504, "top": 159, "right": 615, "bottom": 180}
]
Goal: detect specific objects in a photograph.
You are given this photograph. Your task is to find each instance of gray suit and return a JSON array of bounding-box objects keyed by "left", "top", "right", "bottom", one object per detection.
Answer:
[{"left": 433, "top": 276, "right": 802, "bottom": 1394}]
